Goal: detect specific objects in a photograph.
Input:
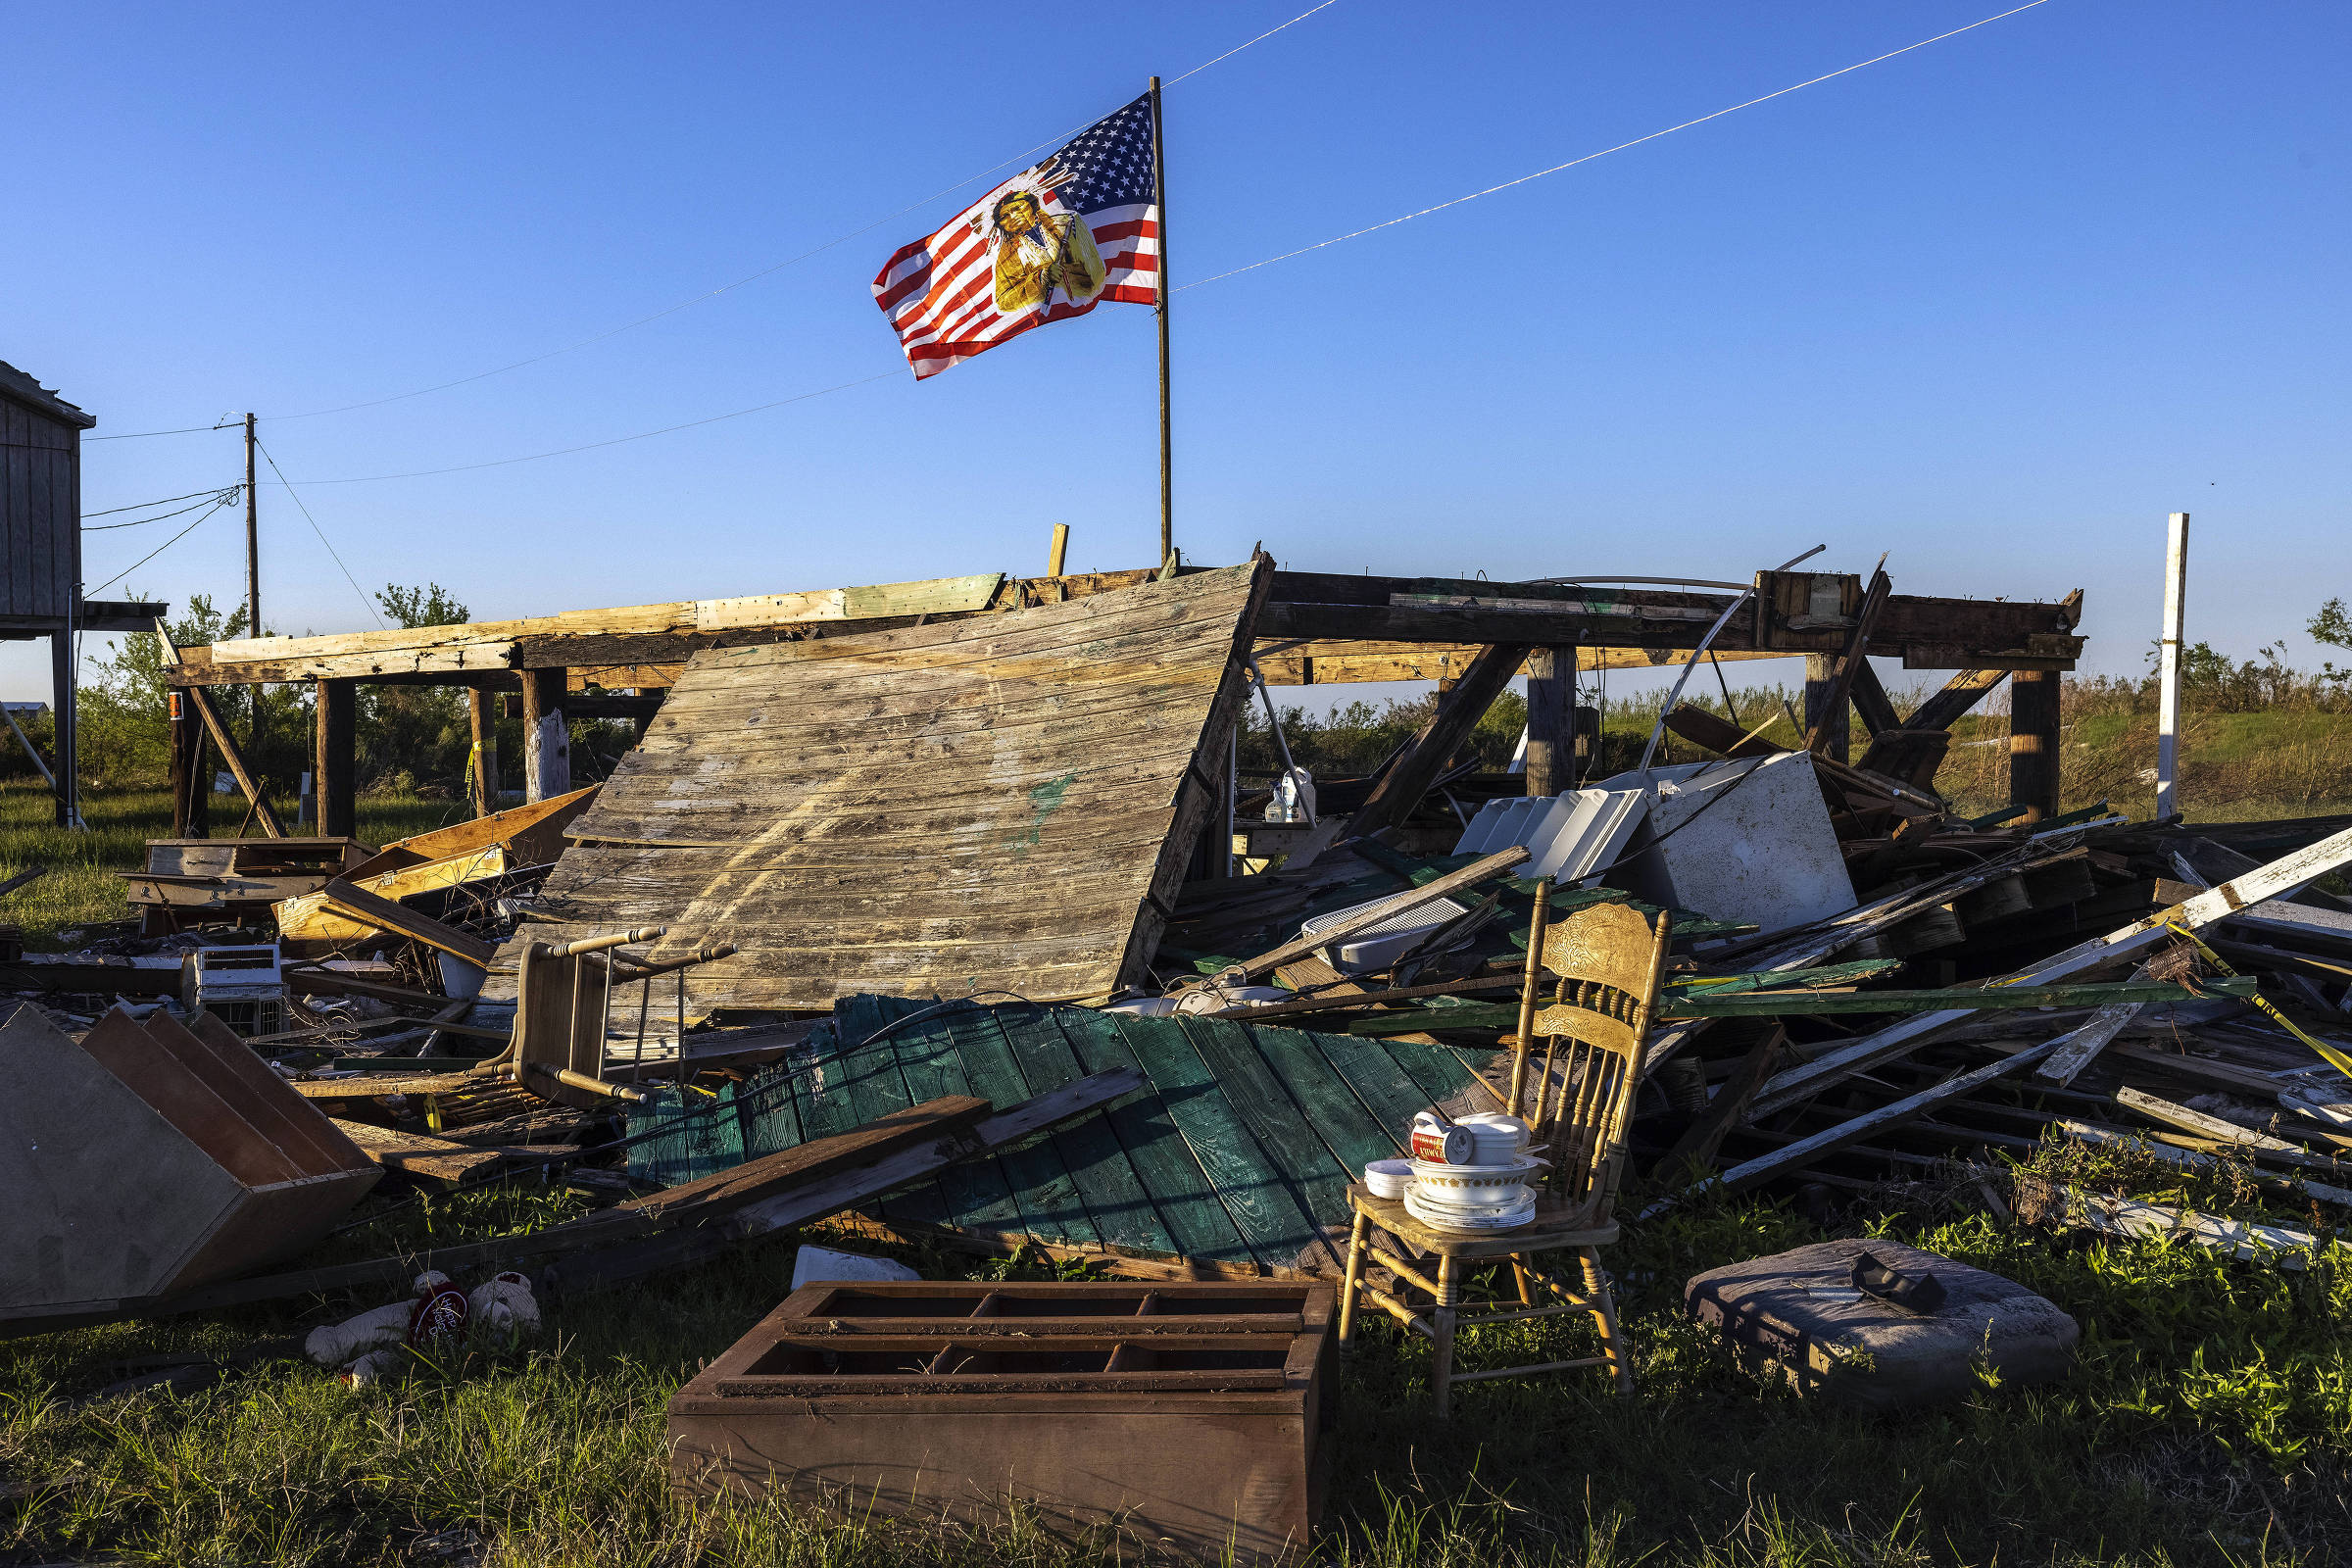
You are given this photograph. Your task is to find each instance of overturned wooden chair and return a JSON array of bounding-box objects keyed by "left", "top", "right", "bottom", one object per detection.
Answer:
[{"left": 1337, "top": 899, "right": 1672, "bottom": 1416}]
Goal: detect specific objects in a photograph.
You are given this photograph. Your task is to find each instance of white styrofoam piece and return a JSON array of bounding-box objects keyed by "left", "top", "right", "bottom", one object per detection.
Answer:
[
  {"left": 791, "top": 1246, "right": 920, "bottom": 1291},
  {"left": 1595, "top": 752, "right": 1856, "bottom": 936},
  {"left": 1450, "top": 788, "right": 1649, "bottom": 885},
  {"left": 1299, "top": 893, "right": 1471, "bottom": 973}
]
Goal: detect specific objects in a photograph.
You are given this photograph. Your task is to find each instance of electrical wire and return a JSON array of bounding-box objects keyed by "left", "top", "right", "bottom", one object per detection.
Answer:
[
  {"left": 83, "top": 494, "right": 237, "bottom": 594},
  {"left": 1179, "top": 0, "right": 2059, "bottom": 291},
  {"left": 253, "top": 436, "right": 387, "bottom": 626},
  {"left": 1164, "top": 0, "right": 1340, "bottom": 85},
  {"left": 81, "top": 488, "right": 242, "bottom": 530},
  {"left": 82, "top": 486, "right": 241, "bottom": 519},
  {"left": 86, "top": 420, "right": 240, "bottom": 443}
]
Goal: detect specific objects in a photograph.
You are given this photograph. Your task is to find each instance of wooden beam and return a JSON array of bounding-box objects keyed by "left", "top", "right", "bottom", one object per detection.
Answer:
[
  {"left": 1906, "top": 667, "right": 2010, "bottom": 732},
  {"left": 517, "top": 668, "right": 568, "bottom": 804},
  {"left": 1344, "top": 643, "right": 1530, "bottom": 839},
  {"left": 314, "top": 678, "right": 356, "bottom": 839},
  {"left": 1847, "top": 656, "right": 1903, "bottom": 738},
  {"left": 156, "top": 620, "right": 285, "bottom": 839},
  {"left": 2008, "top": 667, "right": 2062, "bottom": 823},
  {"left": 48, "top": 630, "right": 74, "bottom": 827},
  {"left": 1219, "top": 845, "right": 1529, "bottom": 983},
  {"left": 1524, "top": 647, "right": 1570, "bottom": 796},
  {"left": 1802, "top": 567, "right": 1891, "bottom": 760}
]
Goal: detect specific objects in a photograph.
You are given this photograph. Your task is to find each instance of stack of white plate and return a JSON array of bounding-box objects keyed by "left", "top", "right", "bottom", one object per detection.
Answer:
[{"left": 1402, "top": 1153, "right": 1544, "bottom": 1233}]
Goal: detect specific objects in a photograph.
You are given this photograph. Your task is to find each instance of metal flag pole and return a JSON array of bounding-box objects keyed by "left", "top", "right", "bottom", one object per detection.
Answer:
[{"left": 1151, "top": 75, "right": 1172, "bottom": 569}]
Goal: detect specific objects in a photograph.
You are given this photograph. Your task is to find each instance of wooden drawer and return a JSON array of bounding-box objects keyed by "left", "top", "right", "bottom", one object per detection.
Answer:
[{"left": 668, "top": 1280, "right": 1335, "bottom": 1560}]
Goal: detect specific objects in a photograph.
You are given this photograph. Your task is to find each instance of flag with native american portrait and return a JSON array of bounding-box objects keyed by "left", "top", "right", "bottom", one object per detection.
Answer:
[{"left": 873, "top": 94, "right": 1160, "bottom": 380}]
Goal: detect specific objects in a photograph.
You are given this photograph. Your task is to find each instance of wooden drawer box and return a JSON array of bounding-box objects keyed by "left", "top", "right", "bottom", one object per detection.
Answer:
[{"left": 668, "top": 1280, "right": 1335, "bottom": 1560}]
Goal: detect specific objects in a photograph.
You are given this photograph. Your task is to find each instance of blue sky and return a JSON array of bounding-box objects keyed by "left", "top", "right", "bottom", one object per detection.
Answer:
[{"left": 5, "top": 1, "right": 2346, "bottom": 706}]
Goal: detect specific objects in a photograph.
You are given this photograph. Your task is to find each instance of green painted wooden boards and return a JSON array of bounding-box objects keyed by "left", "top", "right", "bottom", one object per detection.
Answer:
[{"left": 625, "top": 996, "right": 1494, "bottom": 1272}]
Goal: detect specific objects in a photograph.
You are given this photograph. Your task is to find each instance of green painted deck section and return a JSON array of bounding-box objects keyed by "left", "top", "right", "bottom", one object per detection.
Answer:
[{"left": 626, "top": 995, "right": 1498, "bottom": 1272}]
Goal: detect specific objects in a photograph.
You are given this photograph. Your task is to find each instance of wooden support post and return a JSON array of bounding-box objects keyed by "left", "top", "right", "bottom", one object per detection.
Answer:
[
  {"left": 1803, "top": 655, "right": 1849, "bottom": 764},
  {"left": 468, "top": 687, "right": 503, "bottom": 817},
  {"left": 48, "top": 630, "right": 76, "bottom": 827},
  {"left": 314, "top": 678, "right": 356, "bottom": 840},
  {"left": 169, "top": 688, "right": 207, "bottom": 838},
  {"left": 2009, "top": 668, "right": 2061, "bottom": 823},
  {"left": 1344, "top": 644, "right": 1531, "bottom": 841},
  {"left": 1524, "top": 648, "right": 1570, "bottom": 798},
  {"left": 518, "top": 668, "right": 569, "bottom": 804}
]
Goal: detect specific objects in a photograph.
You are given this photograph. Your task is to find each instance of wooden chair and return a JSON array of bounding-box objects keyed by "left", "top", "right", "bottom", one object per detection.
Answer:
[{"left": 1337, "top": 899, "right": 1672, "bottom": 1416}]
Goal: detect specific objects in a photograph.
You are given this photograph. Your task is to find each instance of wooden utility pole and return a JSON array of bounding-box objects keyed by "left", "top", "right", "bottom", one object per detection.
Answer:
[
  {"left": 243, "top": 415, "right": 260, "bottom": 637},
  {"left": 518, "top": 669, "right": 569, "bottom": 803},
  {"left": 1151, "top": 75, "right": 1172, "bottom": 569}
]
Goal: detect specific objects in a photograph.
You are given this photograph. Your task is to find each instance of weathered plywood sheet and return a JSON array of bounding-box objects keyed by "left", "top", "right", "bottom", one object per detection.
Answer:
[{"left": 498, "top": 561, "right": 1271, "bottom": 1012}]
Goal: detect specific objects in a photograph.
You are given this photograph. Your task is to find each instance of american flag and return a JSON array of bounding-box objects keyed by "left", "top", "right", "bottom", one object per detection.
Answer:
[{"left": 873, "top": 94, "right": 1160, "bottom": 380}]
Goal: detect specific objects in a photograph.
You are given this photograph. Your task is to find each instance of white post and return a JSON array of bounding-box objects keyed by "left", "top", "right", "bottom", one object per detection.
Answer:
[{"left": 2155, "top": 511, "right": 2190, "bottom": 821}]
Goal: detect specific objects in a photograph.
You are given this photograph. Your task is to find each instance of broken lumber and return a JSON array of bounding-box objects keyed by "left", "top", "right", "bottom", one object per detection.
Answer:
[
  {"left": 1749, "top": 822, "right": 2352, "bottom": 1118},
  {"left": 1341, "top": 642, "right": 1530, "bottom": 840},
  {"left": 314, "top": 880, "right": 498, "bottom": 968},
  {"left": 1216, "top": 845, "right": 1529, "bottom": 984}
]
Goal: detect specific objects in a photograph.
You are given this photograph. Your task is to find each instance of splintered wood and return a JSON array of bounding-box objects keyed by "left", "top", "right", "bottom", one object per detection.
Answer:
[{"left": 498, "top": 561, "right": 1272, "bottom": 1012}]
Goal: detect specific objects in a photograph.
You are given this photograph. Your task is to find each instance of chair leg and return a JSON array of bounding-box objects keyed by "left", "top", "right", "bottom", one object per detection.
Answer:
[
  {"left": 1511, "top": 1259, "right": 1534, "bottom": 1307},
  {"left": 1338, "top": 1206, "right": 1368, "bottom": 1350},
  {"left": 1432, "top": 1254, "right": 1459, "bottom": 1419},
  {"left": 1579, "top": 1246, "right": 1633, "bottom": 1396}
]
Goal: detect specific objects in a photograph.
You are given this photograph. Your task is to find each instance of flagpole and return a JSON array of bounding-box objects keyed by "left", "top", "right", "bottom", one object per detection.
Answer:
[{"left": 1151, "top": 74, "right": 1172, "bottom": 569}]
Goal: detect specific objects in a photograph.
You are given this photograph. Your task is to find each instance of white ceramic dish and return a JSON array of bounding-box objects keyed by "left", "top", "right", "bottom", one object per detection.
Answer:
[
  {"left": 1362, "top": 1158, "right": 1413, "bottom": 1200},
  {"left": 1405, "top": 1187, "right": 1536, "bottom": 1233}
]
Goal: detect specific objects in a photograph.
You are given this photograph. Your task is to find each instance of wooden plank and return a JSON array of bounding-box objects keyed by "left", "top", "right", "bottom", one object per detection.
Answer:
[
  {"left": 2033, "top": 960, "right": 2153, "bottom": 1087},
  {"left": 928, "top": 1009, "right": 1080, "bottom": 1242},
  {"left": 1218, "top": 846, "right": 1529, "bottom": 983},
  {"left": 625, "top": 1096, "right": 990, "bottom": 1219},
  {"left": 1232, "top": 1022, "right": 1399, "bottom": 1177},
  {"left": 994, "top": 1005, "right": 1182, "bottom": 1255},
  {"left": 1109, "top": 1014, "right": 1331, "bottom": 1270},
  {"left": 317, "top": 879, "right": 497, "bottom": 966},
  {"left": 1052, "top": 1009, "right": 1258, "bottom": 1265},
  {"left": 1905, "top": 667, "right": 2012, "bottom": 732},
  {"left": 160, "top": 628, "right": 286, "bottom": 839},
  {"left": 328, "top": 1117, "right": 509, "bottom": 1182}
]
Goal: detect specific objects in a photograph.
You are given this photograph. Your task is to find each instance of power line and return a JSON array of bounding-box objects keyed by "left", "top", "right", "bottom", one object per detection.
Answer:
[
  {"left": 1165, "top": 0, "right": 1340, "bottom": 85},
  {"left": 87, "top": 420, "right": 241, "bottom": 443},
  {"left": 83, "top": 495, "right": 236, "bottom": 595},
  {"left": 1180, "top": 0, "right": 2058, "bottom": 292},
  {"left": 253, "top": 436, "right": 386, "bottom": 626},
  {"left": 82, "top": 487, "right": 243, "bottom": 530},
  {"left": 283, "top": 369, "right": 901, "bottom": 484}
]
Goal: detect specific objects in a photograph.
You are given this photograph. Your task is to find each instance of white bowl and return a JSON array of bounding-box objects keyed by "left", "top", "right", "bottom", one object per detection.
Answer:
[{"left": 1363, "top": 1158, "right": 1413, "bottom": 1200}]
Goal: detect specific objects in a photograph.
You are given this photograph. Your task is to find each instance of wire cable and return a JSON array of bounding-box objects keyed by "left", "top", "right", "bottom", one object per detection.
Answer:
[
  {"left": 1181, "top": 0, "right": 2058, "bottom": 291},
  {"left": 253, "top": 436, "right": 387, "bottom": 625},
  {"left": 83, "top": 495, "right": 236, "bottom": 595},
  {"left": 82, "top": 486, "right": 242, "bottom": 519},
  {"left": 81, "top": 488, "right": 243, "bottom": 530},
  {"left": 87, "top": 420, "right": 241, "bottom": 443},
  {"left": 1165, "top": 0, "right": 1340, "bottom": 85}
]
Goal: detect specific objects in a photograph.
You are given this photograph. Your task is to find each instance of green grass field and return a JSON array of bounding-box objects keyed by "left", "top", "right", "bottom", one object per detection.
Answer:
[{"left": 4, "top": 1184, "right": 2347, "bottom": 1566}]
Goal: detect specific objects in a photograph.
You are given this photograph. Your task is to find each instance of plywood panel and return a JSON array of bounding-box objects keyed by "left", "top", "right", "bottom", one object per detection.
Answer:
[{"left": 499, "top": 563, "right": 1270, "bottom": 1011}]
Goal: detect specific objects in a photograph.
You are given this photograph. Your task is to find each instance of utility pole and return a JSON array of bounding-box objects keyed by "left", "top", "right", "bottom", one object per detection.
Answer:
[
  {"left": 244, "top": 413, "right": 265, "bottom": 770},
  {"left": 2156, "top": 512, "right": 2191, "bottom": 822},
  {"left": 243, "top": 414, "right": 260, "bottom": 636}
]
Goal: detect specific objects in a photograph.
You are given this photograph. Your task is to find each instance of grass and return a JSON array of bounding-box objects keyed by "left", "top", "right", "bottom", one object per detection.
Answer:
[
  {"left": 0, "top": 781, "right": 473, "bottom": 946},
  {"left": 5, "top": 1173, "right": 2350, "bottom": 1567}
]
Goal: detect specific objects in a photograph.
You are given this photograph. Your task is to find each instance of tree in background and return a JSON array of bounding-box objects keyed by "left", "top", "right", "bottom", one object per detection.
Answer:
[
  {"left": 2312, "top": 599, "right": 2352, "bottom": 687},
  {"left": 360, "top": 583, "right": 472, "bottom": 793}
]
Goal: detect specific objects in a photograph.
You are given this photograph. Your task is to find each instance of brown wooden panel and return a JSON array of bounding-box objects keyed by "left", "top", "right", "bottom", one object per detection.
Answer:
[{"left": 502, "top": 563, "right": 1271, "bottom": 1011}]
